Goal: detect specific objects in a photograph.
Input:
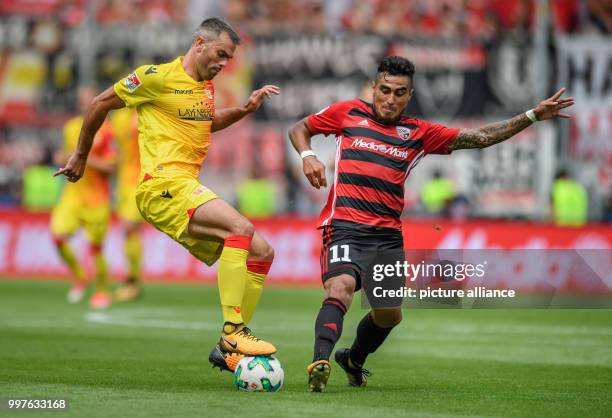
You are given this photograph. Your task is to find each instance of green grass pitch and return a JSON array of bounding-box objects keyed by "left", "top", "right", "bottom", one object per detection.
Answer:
[{"left": 1, "top": 279, "right": 611, "bottom": 418}]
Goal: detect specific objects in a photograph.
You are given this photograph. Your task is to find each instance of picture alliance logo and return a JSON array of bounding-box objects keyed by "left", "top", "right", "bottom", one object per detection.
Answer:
[{"left": 351, "top": 138, "right": 408, "bottom": 158}]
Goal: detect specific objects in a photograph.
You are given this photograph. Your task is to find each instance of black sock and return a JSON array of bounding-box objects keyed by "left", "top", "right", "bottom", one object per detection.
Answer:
[
  {"left": 349, "top": 312, "right": 395, "bottom": 367},
  {"left": 313, "top": 298, "right": 347, "bottom": 362}
]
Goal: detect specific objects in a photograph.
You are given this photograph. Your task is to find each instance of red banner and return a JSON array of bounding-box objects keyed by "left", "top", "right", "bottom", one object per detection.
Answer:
[{"left": 0, "top": 210, "right": 610, "bottom": 288}]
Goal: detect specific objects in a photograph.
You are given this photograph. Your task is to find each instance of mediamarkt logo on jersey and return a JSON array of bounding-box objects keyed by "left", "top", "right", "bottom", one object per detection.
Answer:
[{"left": 351, "top": 138, "right": 409, "bottom": 158}]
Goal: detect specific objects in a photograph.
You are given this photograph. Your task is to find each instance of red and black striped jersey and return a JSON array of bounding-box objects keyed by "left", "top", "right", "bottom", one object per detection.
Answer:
[{"left": 306, "top": 99, "right": 459, "bottom": 230}]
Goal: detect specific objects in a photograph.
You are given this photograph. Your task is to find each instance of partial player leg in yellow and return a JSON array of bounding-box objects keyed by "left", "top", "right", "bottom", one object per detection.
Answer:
[
  {"left": 83, "top": 206, "right": 111, "bottom": 310},
  {"left": 207, "top": 234, "right": 275, "bottom": 372},
  {"left": 208, "top": 236, "right": 274, "bottom": 372},
  {"left": 135, "top": 178, "right": 276, "bottom": 364},
  {"left": 114, "top": 221, "right": 143, "bottom": 302},
  {"left": 186, "top": 198, "right": 276, "bottom": 357},
  {"left": 53, "top": 235, "right": 88, "bottom": 303},
  {"left": 242, "top": 233, "right": 274, "bottom": 325},
  {"left": 50, "top": 203, "right": 87, "bottom": 303},
  {"left": 115, "top": 182, "right": 144, "bottom": 302}
]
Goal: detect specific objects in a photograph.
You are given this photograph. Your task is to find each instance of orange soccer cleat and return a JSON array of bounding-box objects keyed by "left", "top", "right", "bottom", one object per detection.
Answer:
[
  {"left": 89, "top": 291, "right": 112, "bottom": 310},
  {"left": 218, "top": 326, "right": 276, "bottom": 356}
]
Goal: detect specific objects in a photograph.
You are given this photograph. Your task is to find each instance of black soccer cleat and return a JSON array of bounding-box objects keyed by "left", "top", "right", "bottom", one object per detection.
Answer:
[
  {"left": 208, "top": 345, "right": 244, "bottom": 373},
  {"left": 334, "top": 348, "right": 371, "bottom": 387}
]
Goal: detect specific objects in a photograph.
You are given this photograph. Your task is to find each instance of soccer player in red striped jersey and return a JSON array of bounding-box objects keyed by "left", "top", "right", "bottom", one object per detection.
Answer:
[{"left": 289, "top": 56, "right": 574, "bottom": 392}]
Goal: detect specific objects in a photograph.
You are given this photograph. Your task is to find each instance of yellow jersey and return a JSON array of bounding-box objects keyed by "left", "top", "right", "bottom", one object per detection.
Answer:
[
  {"left": 113, "top": 57, "right": 215, "bottom": 180},
  {"left": 59, "top": 116, "right": 114, "bottom": 207},
  {"left": 110, "top": 107, "right": 140, "bottom": 189}
]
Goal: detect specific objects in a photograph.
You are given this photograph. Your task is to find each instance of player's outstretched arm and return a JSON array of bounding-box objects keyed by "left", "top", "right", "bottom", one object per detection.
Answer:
[
  {"left": 54, "top": 86, "right": 125, "bottom": 182},
  {"left": 211, "top": 85, "right": 279, "bottom": 132},
  {"left": 448, "top": 88, "right": 574, "bottom": 151},
  {"left": 288, "top": 118, "right": 327, "bottom": 189}
]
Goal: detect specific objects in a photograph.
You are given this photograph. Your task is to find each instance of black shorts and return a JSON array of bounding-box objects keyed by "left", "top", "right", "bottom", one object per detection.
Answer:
[{"left": 320, "top": 220, "right": 405, "bottom": 292}]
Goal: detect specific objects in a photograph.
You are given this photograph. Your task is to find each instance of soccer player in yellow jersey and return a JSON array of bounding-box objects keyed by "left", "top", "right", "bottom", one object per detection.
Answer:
[
  {"left": 51, "top": 87, "right": 116, "bottom": 310},
  {"left": 110, "top": 107, "right": 144, "bottom": 301},
  {"left": 55, "top": 18, "right": 279, "bottom": 367}
]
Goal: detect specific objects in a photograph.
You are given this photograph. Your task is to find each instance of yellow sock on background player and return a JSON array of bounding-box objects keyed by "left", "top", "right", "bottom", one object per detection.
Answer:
[
  {"left": 91, "top": 243, "right": 108, "bottom": 292},
  {"left": 53, "top": 237, "right": 88, "bottom": 304},
  {"left": 114, "top": 229, "right": 143, "bottom": 302},
  {"left": 53, "top": 237, "right": 86, "bottom": 283},
  {"left": 90, "top": 243, "right": 111, "bottom": 309},
  {"left": 125, "top": 231, "right": 142, "bottom": 281}
]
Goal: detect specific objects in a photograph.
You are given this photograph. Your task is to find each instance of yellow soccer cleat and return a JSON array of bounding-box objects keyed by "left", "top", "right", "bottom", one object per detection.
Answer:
[
  {"left": 218, "top": 326, "right": 276, "bottom": 356},
  {"left": 114, "top": 284, "right": 142, "bottom": 302},
  {"left": 307, "top": 359, "right": 331, "bottom": 392}
]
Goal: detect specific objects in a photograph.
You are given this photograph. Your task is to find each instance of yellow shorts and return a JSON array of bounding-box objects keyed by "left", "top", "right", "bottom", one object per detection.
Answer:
[
  {"left": 117, "top": 183, "right": 143, "bottom": 223},
  {"left": 135, "top": 176, "right": 222, "bottom": 266},
  {"left": 50, "top": 199, "right": 111, "bottom": 244}
]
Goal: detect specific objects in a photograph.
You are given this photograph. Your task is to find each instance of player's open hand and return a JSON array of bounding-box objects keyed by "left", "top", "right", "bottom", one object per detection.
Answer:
[
  {"left": 303, "top": 156, "right": 327, "bottom": 189},
  {"left": 244, "top": 85, "right": 280, "bottom": 113},
  {"left": 53, "top": 153, "right": 87, "bottom": 182},
  {"left": 533, "top": 88, "right": 574, "bottom": 120}
]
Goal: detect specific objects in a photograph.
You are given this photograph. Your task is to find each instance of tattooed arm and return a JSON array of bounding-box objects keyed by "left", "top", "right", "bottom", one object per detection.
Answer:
[{"left": 449, "top": 88, "right": 574, "bottom": 151}]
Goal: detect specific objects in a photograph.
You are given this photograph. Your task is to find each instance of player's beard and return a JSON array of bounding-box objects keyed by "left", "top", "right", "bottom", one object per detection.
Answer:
[
  {"left": 206, "top": 66, "right": 222, "bottom": 80},
  {"left": 372, "top": 104, "right": 405, "bottom": 125}
]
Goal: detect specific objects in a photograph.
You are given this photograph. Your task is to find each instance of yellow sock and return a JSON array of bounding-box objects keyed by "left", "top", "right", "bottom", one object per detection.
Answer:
[
  {"left": 55, "top": 240, "right": 86, "bottom": 282},
  {"left": 125, "top": 231, "right": 142, "bottom": 282},
  {"left": 241, "top": 260, "right": 272, "bottom": 324},
  {"left": 218, "top": 235, "right": 252, "bottom": 327},
  {"left": 91, "top": 244, "right": 108, "bottom": 292}
]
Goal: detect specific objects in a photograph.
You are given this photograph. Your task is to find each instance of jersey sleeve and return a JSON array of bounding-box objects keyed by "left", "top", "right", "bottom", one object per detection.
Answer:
[
  {"left": 421, "top": 121, "right": 460, "bottom": 155},
  {"left": 113, "top": 64, "right": 164, "bottom": 108},
  {"left": 306, "top": 101, "right": 350, "bottom": 136},
  {"left": 95, "top": 122, "right": 117, "bottom": 161}
]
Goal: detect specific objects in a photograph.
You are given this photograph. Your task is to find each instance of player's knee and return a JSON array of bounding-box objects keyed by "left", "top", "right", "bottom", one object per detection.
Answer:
[
  {"left": 325, "top": 276, "right": 355, "bottom": 307},
  {"left": 229, "top": 218, "right": 254, "bottom": 238},
  {"left": 52, "top": 235, "right": 67, "bottom": 247},
  {"left": 124, "top": 222, "right": 140, "bottom": 236},
  {"left": 371, "top": 308, "right": 402, "bottom": 328},
  {"left": 89, "top": 243, "right": 103, "bottom": 255},
  {"left": 260, "top": 244, "right": 274, "bottom": 261},
  {"left": 248, "top": 233, "right": 274, "bottom": 260}
]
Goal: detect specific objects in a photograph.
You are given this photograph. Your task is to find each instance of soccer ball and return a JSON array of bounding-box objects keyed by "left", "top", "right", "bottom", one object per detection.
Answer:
[{"left": 234, "top": 355, "right": 284, "bottom": 392}]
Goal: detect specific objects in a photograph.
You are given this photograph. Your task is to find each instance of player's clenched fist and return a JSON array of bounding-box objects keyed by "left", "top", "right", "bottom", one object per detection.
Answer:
[
  {"left": 54, "top": 153, "right": 87, "bottom": 182},
  {"left": 303, "top": 155, "right": 327, "bottom": 189}
]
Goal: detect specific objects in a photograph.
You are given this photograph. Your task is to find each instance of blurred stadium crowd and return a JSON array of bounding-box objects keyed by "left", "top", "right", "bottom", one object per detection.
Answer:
[
  {"left": 0, "top": 0, "right": 610, "bottom": 223},
  {"left": 2, "top": 0, "right": 609, "bottom": 34}
]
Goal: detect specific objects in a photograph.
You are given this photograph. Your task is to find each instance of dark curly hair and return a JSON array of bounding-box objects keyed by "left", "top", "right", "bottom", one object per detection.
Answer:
[{"left": 377, "top": 56, "right": 415, "bottom": 80}]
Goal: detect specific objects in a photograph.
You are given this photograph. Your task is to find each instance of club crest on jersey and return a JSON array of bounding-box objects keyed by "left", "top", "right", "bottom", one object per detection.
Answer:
[
  {"left": 192, "top": 186, "right": 209, "bottom": 196},
  {"left": 397, "top": 126, "right": 411, "bottom": 140},
  {"left": 125, "top": 72, "right": 142, "bottom": 93},
  {"left": 204, "top": 88, "right": 213, "bottom": 100}
]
